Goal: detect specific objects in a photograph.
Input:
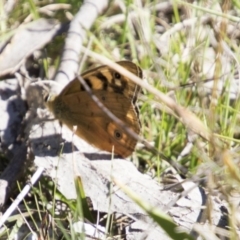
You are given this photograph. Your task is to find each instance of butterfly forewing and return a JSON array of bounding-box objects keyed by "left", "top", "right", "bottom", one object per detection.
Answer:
[{"left": 61, "top": 61, "right": 142, "bottom": 100}]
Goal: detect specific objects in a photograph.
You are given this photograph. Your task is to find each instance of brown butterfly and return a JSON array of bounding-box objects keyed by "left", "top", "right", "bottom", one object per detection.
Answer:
[{"left": 45, "top": 61, "right": 142, "bottom": 157}]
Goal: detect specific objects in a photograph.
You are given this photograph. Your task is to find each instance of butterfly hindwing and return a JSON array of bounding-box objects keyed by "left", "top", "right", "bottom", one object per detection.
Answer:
[{"left": 60, "top": 91, "right": 140, "bottom": 157}]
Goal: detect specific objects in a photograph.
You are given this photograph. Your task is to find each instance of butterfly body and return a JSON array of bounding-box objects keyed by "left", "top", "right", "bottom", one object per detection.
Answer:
[{"left": 46, "top": 61, "right": 142, "bottom": 157}]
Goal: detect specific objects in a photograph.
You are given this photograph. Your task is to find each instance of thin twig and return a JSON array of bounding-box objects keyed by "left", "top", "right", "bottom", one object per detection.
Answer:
[
  {"left": 0, "top": 167, "right": 44, "bottom": 228},
  {"left": 77, "top": 71, "right": 187, "bottom": 175}
]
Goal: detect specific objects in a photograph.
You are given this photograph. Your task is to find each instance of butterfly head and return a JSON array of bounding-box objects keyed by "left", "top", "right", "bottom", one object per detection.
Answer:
[{"left": 44, "top": 92, "right": 58, "bottom": 114}]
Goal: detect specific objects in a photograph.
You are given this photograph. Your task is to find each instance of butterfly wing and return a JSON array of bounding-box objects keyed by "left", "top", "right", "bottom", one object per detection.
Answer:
[
  {"left": 46, "top": 61, "right": 142, "bottom": 157},
  {"left": 60, "top": 91, "right": 140, "bottom": 157}
]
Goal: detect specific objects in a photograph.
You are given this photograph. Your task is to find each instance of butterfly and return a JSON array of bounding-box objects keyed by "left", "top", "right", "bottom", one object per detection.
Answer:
[{"left": 45, "top": 61, "right": 142, "bottom": 158}]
